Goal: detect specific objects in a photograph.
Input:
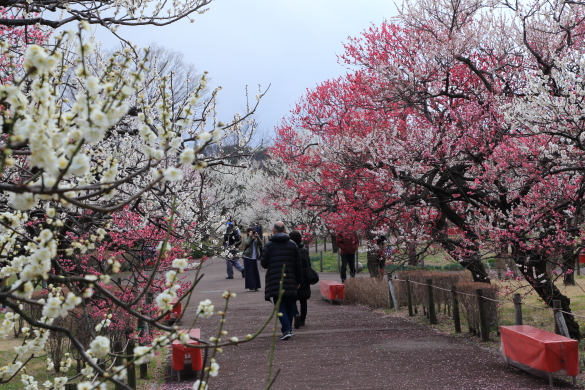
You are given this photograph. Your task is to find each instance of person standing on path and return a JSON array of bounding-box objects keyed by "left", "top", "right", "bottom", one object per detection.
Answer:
[
  {"left": 335, "top": 230, "right": 359, "bottom": 283},
  {"left": 224, "top": 221, "right": 244, "bottom": 279},
  {"left": 241, "top": 227, "right": 262, "bottom": 291},
  {"left": 260, "top": 221, "right": 302, "bottom": 340},
  {"left": 289, "top": 230, "right": 311, "bottom": 329}
]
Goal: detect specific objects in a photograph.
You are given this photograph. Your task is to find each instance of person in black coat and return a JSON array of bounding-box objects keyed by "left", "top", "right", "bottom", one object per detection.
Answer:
[
  {"left": 260, "top": 221, "right": 302, "bottom": 340},
  {"left": 289, "top": 230, "right": 311, "bottom": 329}
]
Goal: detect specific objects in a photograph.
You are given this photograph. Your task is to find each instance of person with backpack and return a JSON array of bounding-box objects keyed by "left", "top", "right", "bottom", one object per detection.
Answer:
[
  {"left": 260, "top": 221, "right": 302, "bottom": 340},
  {"left": 289, "top": 230, "right": 311, "bottom": 329},
  {"left": 223, "top": 221, "right": 244, "bottom": 279}
]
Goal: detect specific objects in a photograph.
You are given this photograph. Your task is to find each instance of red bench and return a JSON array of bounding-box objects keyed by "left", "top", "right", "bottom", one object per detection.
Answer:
[
  {"left": 500, "top": 325, "right": 578, "bottom": 386},
  {"left": 171, "top": 328, "right": 203, "bottom": 381},
  {"left": 320, "top": 280, "right": 344, "bottom": 303}
]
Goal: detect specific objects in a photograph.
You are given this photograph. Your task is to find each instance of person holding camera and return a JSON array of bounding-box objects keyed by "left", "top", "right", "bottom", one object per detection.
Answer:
[{"left": 241, "top": 226, "right": 263, "bottom": 291}]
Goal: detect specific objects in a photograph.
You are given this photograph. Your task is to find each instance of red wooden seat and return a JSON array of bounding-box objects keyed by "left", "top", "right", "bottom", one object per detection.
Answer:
[
  {"left": 171, "top": 328, "right": 203, "bottom": 381},
  {"left": 320, "top": 280, "right": 344, "bottom": 302},
  {"left": 501, "top": 325, "right": 578, "bottom": 386}
]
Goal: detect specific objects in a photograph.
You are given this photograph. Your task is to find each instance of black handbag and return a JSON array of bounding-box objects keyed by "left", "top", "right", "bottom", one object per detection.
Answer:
[{"left": 304, "top": 266, "right": 319, "bottom": 285}]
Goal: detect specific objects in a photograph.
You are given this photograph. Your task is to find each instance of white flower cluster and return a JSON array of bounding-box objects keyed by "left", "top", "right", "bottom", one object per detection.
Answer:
[
  {"left": 196, "top": 299, "right": 214, "bottom": 319},
  {"left": 21, "top": 373, "right": 39, "bottom": 390},
  {"left": 133, "top": 346, "right": 155, "bottom": 365},
  {"left": 12, "top": 318, "right": 53, "bottom": 357},
  {"left": 94, "top": 314, "right": 112, "bottom": 332},
  {"left": 41, "top": 291, "right": 82, "bottom": 319},
  {"left": 0, "top": 361, "right": 22, "bottom": 380},
  {"left": 43, "top": 377, "right": 68, "bottom": 390},
  {"left": 89, "top": 336, "right": 111, "bottom": 358},
  {"left": 0, "top": 312, "right": 20, "bottom": 340}
]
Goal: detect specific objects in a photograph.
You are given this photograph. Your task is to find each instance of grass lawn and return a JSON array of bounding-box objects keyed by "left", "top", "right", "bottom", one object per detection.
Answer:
[{"left": 308, "top": 244, "right": 467, "bottom": 273}]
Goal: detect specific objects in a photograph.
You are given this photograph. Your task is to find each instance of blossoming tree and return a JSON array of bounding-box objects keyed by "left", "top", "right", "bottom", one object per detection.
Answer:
[
  {"left": 273, "top": 0, "right": 585, "bottom": 338},
  {"left": 0, "top": 17, "right": 274, "bottom": 389}
]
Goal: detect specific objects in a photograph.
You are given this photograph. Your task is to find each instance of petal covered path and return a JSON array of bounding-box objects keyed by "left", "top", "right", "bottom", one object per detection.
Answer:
[{"left": 162, "top": 258, "right": 578, "bottom": 390}]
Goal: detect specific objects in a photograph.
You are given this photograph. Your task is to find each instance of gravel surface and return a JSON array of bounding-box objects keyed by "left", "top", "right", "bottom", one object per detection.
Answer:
[{"left": 161, "top": 257, "right": 579, "bottom": 390}]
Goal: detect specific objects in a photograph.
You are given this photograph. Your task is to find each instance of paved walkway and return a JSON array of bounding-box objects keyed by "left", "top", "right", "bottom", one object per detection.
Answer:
[{"left": 164, "top": 257, "right": 578, "bottom": 390}]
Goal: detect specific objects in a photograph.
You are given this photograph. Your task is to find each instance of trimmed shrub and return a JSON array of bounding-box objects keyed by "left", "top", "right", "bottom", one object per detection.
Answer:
[{"left": 344, "top": 277, "right": 389, "bottom": 309}]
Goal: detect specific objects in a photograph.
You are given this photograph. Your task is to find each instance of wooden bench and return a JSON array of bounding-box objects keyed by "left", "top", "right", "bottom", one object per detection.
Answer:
[
  {"left": 171, "top": 328, "right": 203, "bottom": 381},
  {"left": 320, "top": 280, "right": 344, "bottom": 303},
  {"left": 500, "top": 325, "right": 578, "bottom": 387}
]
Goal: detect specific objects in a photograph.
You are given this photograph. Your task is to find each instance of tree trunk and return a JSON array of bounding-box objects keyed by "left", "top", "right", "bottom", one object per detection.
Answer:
[
  {"left": 517, "top": 257, "right": 581, "bottom": 340},
  {"left": 563, "top": 250, "right": 576, "bottom": 286},
  {"left": 331, "top": 233, "right": 338, "bottom": 253},
  {"left": 459, "top": 258, "right": 490, "bottom": 283},
  {"left": 406, "top": 242, "right": 417, "bottom": 266},
  {"left": 367, "top": 246, "right": 380, "bottom": 278}
]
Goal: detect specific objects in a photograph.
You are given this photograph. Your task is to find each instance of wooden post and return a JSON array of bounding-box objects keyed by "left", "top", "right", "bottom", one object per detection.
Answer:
[
  {"left": 476, "top": 289, "right": 489, "bottom": 341},
  {"left": 114, "top": 341, "right": 125, "bottom": 390},
  {"left": 513, "top": 293, "right": 523, "bottom": 326},
  {"left": 427, "top": 279, "right": 437, "bottom": 324},
  {"left": 138, "top": 319, "right": 148, "bottom": 379},
  {"left": 388, "top": 277, "right": 399, "bottom": 310},
  {"left": 451, "top": 285, "right": 461, "bottom": 333},
  {"left": 127, "top": 339, "right": 136, "bottom": 390},
  {"left": 319, "top": 251, "right": 323, "bottom": 272},
  {"left": 553, "top": 300, "right": 570, "bottom": 337},
  {"left": 553, "top": 300, "right": 560, "bottom": 335},
  {"left": 406, "top": 276, "right": 413, "bottom": 317},
  {"left": 323, "top": 236, "right": 327, "bottom": 252},
  {"left": 315, "top": 239, "right": 318, "bottom": 254},
  {"left": 388, "top": 280, "right": 394, "bottom": 309}
]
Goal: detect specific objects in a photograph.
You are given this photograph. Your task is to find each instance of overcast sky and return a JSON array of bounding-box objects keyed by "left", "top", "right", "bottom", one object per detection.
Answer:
[{"left": 96, "top": 0, "right": 397, "bottom": 143}]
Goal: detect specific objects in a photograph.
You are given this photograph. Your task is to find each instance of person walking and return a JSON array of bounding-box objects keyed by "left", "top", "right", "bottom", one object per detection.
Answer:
[
  {"left": 241, "top": 227, "right": 262, "bottom": 291},
  {"left": 289, "top": 230, "right": 311, "bottom": 329},
  {"left": 260, "top": 221, "right": 302, "bottom": 340},
  {"left": 335, "top": 230, "right": 359, "bottom": 283},
  {"left": 224, "top": 221, "right": 244, "bottom": 279}
]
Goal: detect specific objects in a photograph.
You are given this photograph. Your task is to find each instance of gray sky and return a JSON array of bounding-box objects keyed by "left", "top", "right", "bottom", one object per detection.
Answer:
[{"left": 97, "top": 0, "right": 397, "bottom": 142}]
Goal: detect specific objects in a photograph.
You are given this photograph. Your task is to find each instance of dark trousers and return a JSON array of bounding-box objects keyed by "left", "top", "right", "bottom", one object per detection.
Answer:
[
  {"left": 295, "top": 299, "right": 307, "bottom": 323},
  {"left": 274, "top": 296, "right": 296, "bottom": 334},
  {"left": 243, "top": 257, "right": 261, "bottom": 290},
  {"left": 340, "top": 254, "right": 356, "bottom": 282}
]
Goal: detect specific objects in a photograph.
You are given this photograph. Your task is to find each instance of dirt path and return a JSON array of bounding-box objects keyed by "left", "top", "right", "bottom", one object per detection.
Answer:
[{"left": 163, "top": 257, "right": 578, "bottom": 390}]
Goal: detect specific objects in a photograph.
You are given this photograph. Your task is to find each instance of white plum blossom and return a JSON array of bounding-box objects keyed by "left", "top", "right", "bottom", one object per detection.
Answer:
[
  {"left": 89, "top": 336, "right": 110, "bottom": 358},
  {"left": 193, "top": 380, "right": 208, "bottom": 390},
  {"left": 155, "top": 292, "right": 174, "bottom": 311},
  {"left": 196, "top": 299, "right": 214, "bottom": 318},
  {"left": 8, "top": 192, "right": 38, "bottom": 211},
  {"left": 209, "top": 361, "right": 219, "bottom": 377},
  {"left": 134, "top": 346, "right": 154, "bottom": 365},
  {"left": 172, "top": 258, "right": 188, "bottom": 271},
  {"left": 163, "top": 167, "right": 184, "bottom": 182},
  {"left": 179, "top": 148, "right": 195, "bottom": 164}
]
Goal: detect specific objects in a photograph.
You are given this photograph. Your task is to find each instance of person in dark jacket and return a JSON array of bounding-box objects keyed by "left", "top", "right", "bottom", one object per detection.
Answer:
[
  {"left": 289, "top": 230, "right": 311, "bottom": 329},
  {"left": 224, "top": 221, "right": 244, "bottom": 279},
  {"left": 260, "top": 221, "right": 302, "bottom": 340},
  {"left": 241, "top": 227, "right": 262, "bottom": 291},
  {"left": 335, "top": 230, "right": 359, "bottom": 283}
]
